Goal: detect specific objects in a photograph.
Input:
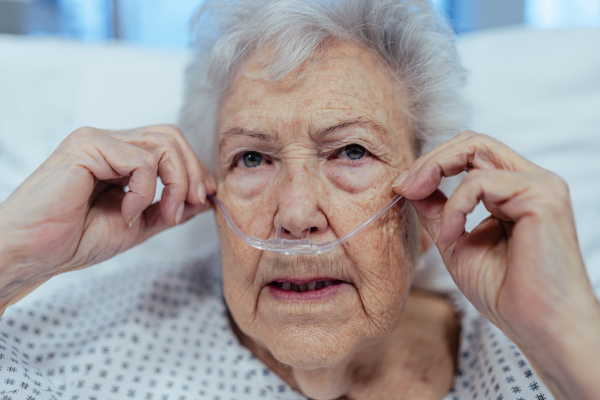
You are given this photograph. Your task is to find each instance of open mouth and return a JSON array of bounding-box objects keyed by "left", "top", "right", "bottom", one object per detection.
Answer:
[{"left": 269, "top": 280, "right": 343, "bottom": 293}]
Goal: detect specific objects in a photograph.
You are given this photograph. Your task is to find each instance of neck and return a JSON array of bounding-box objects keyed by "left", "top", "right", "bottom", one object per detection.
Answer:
[{"left": 232, "top": 290, "right": 460, "bottom": 400}]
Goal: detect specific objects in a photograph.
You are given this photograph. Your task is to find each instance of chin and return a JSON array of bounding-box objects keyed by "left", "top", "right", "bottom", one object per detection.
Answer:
[{"left": 265, "top": 324, "right": 363, "bottom": 370}]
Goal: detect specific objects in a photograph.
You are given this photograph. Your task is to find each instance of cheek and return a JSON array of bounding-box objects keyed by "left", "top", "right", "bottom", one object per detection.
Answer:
[
  {"left": 225, "top": 165, "right": 275, "bottom": 198},
  {"left": 216, "top": 211, "right": 263, "bottom": 284},
  {"left": 323, "top": 156, "right": 400, "bottom": 198},
  {"left": 347, "top": 204, "right": 420, "bottom": 321},
  {"left": 218, "top": 165, "right": 278, "bottom": 238},
  {"left": 324, "top": 162, "right": 381, "bottom": 194},
  {"left": 217, "top": 217, "right": 263, "bottom": 325}
]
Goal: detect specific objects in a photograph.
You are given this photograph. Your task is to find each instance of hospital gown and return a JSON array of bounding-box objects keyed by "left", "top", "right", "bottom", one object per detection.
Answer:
[{"left": 0, "top": 251, "right": 553, "bottom": 399}]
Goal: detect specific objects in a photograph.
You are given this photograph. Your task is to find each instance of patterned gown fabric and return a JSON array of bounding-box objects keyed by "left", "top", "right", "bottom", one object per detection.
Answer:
[{"left": 0, "top": 252, "right": 553, "bottom": 399}]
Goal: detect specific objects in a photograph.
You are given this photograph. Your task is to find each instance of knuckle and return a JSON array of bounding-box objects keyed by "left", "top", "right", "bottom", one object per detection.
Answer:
[
  {"left": 468, "top": 132, "right": 493, "bottom": 145},
  {"left": 528, "top": 173, "right": 571, "bottom": 216},
  {"left": 460, "top": 131, "right": 499, "bottom": 152},
  {"left": 156, "top": 132, "right": 179, "bottom": 150},
  {"left": 165, "top": 124, "right": 184, "bottom": 135},
  {"left": 139, "top": 151, "right": 159, "bottom": 172},
  {"left": 128, "top": 175, "right": 154, "bottom": 199},
  {"left": 72, "top": 126, "right": 96, "bottom": 136},
  {"left": 456, "top": 130, "right": 479, "bottom": 140},
  {"left": 157, "top": 124, "right": 184, "bottom": 138},
  {"left": 69, "top": 126, "right": 98, "bottom": 142},
  {"left": 63, "top": 126, "right": 103, "bottom": 152},
  {"left": 544, "top": 172, "right": 570, "bottom": 204}
]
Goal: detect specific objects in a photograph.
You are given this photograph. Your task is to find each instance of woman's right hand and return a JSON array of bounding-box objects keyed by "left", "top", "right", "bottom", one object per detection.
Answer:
[{"left": 0, "top": 125, "right": 214, "bottom": 312}]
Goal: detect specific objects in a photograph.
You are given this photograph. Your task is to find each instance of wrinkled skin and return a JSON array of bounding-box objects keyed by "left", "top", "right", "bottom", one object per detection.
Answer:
[{"left": 213, "top": 42, "right": 456, "bottom": 399}]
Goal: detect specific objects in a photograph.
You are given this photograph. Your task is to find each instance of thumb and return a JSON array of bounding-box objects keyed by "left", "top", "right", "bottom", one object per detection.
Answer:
[
  {"left": 131, "top": 201, "right": 212, "bottom": 244},
  {"left": 401, "top": 188, "right": 451, "bottom": 255}
]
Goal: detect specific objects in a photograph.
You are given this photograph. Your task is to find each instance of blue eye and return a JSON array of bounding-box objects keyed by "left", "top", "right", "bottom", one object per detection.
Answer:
[
  {"left": 344, "top": 144, "right": 366, "bottom": 160},
  {"left": 242, "top": 151, "right": 263, "bottom": 168}
]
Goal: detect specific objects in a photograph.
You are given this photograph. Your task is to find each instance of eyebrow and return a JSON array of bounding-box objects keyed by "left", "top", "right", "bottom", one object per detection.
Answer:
[
  {"left": 220, "top": 128, "right": 275, "bottom": 143},
  {"left": 219, "top": 115, "right": 386, "bottom": 145},
  {"left": 311, "top": 116, "right": 386, "bottom": 140}
]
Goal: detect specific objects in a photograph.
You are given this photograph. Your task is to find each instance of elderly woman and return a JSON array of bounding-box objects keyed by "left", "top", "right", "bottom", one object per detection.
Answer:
[{"left": 0, "top": 0, "right": 599, "bottom": 399}]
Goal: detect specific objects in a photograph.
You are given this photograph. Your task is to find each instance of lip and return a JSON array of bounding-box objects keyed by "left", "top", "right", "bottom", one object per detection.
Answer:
[
  {"left": 269, "top": 277, "right": 340, "bottom": 285},
  {"left": 267, "top": 279, "right": 350, "bottom": 301}
]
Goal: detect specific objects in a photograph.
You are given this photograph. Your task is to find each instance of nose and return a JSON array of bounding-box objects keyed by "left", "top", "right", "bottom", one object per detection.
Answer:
[{"left": 273, "top": 167, "right": 328, "bottom": 239}]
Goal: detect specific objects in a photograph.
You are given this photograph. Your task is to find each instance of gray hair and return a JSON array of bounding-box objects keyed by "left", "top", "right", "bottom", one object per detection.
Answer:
[{"left": 179, "top": 0, "right": 469, "bottom": 168}]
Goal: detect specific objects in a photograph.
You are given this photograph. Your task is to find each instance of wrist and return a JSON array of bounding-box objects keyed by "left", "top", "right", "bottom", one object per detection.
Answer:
[
  {"left": 0, "top": 223, "right": 43, "bottom": 313},
  {"left": 0, "top": 202, "right": 17, "bottom": 269},
  {"left": 0, "top": 231, "right": 19, "bottom": 314},
  {"left": 0, "top": 227, "right": 17, "bottom": 274}
]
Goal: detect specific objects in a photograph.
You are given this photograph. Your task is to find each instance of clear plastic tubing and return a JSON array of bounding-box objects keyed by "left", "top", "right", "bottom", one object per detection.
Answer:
[{"left": 209, "top": 194, "right": 403, "bottom": 255}]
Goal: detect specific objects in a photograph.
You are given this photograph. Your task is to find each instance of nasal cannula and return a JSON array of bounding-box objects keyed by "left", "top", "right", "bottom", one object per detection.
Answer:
[{"left": 209, "top": 194, "right": 403, "bottom": 255}]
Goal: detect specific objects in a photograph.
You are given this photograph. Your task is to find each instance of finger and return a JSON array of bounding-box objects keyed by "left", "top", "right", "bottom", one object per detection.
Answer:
[
  {"left": 392, "top": 130, "right": 478, "bottom": 190},
  {"left": 394, "top": 131, "right": 541, "bottom": 200},
  {"left": 438, "top": 169, "right": 568, "bottom": 245},
  {"left": 156, "top": 145, "right": 190, "bottom": 225},
  {"left": 72, "top": 130, "right": 159, "bottom": 226},
  {"left": 140, "top": 125, "right": 213, "bottom": 202},
  {"left": 129, "top": 200, "right": 213, "bottom": 242},
  {"left": 408, "top": 188, "right": 506, "bottom": 269},
  {"left": 404, "top": 132, "right": 538, "bottom": 199},
  {"left": 120, "top": 125, "right": 216, "bottom": 205},
  {"left": 409, "top": 188, "right": 448, "bottom": 248},
  {"left": 110, "top": 127, "right": 191, "bottom": 225}
]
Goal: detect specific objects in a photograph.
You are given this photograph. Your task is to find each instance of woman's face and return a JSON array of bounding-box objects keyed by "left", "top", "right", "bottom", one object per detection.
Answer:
[{"left": 214, "top": 41, "right": 420, "bottom": 369}]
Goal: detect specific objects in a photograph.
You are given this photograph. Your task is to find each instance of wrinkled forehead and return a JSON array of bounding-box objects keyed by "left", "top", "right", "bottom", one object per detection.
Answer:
[{"left": 216, "top": 41, "right": 413, "bottom": 152}]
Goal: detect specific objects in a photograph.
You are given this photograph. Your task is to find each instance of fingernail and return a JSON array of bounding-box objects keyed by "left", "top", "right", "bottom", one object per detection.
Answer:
[
  {"left": 175, "top": 203, "right": 185, "bottom": 224},
  {"left": 197, "top": 184, "right": 206, "bottom": 205},
  {"left": 392, "top": 171, "right": 409, "bottom": 188},
  {"left": 128, "top": 212, "right": 141, "bottom": 228}
]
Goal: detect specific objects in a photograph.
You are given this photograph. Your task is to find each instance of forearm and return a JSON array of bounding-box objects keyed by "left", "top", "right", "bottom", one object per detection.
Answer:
[
  {"left": 520, "top": 297, "right": 600, "bottom": 400},
  {"left": 0, "top": 235, "right": 18, "bottom": 316}
]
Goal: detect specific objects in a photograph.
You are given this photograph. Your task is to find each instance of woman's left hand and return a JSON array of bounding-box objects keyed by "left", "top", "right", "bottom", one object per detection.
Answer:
[{"left": 392, "top": 130, "right": 600, "bottom": 400}]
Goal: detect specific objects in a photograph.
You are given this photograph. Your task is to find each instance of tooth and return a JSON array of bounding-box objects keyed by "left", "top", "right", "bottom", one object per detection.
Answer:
[
  {"left": 281, "top": 282, "right": 291, "bottom": 291},
  {"left": 299, "top": 284, "right": 308, "bottom": 292},
  {"left": 323, "top": 281, "right": 333, "bottom": 287},
  {"left": 307, "top": 282, "right": 316, "bottom": 291},
  {"left": 291, "top": 283, "right": 300, "bottom": 292},
  {"left": 315, "top": 281, "right": 324, "bottom": 290}
]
